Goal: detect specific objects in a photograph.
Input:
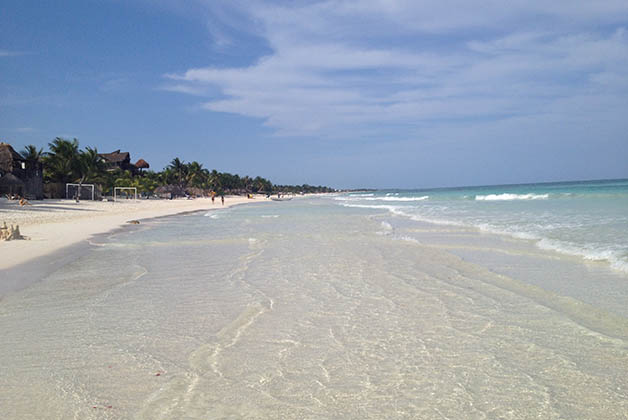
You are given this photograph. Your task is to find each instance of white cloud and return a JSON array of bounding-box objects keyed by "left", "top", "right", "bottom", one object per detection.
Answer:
[{"left": 164, "top": 1, "right": 628, "bottom": 139}]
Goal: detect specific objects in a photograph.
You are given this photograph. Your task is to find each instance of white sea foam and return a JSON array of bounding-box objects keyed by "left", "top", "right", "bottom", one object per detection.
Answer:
[
  {"left": 459, "top": 220, "right": 628, "bottom": 272},
  {"left": 335, "top": 186, "right": 628, "bottom": 275},
  {"left": 335, "top": 195, "right": 428, "bottom": 202},
  {"left": 349, "top": 193, "right": 374, "bottom": 197},
  {"left": 340, "top": 202, "right": 465, "bottom": 227},
  {"left": 475, "top": 193, "right": 549, "bottom": 201},
  {"left": 398, "top": 236, "right": 421, "bottom": 244},
  {"left": 364, "top": 196, "right": 429, "bottom": 202},
  {"left": 376, "top": 221, "right": 394, "bottom": 236},
  {"left": 261, "top": 215, "right": 280, "bottom": 218},
  {"left": 460, "top": 222, "right": 628, "bottom": 274},
  {"left": 475, "top": 223, "right": 540, "bottom": 240},
  {"left": 537, "top": 238, "right": 628, "bottom": 274},
  {"left": 339, "top": 203, "right": 413, "bottom": 222}
]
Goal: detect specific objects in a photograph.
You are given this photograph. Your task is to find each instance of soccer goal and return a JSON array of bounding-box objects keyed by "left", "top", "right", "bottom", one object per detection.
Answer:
[
  {"left": 66, "top": 183, "right": 95, "bottom": 200},
  {"left": 114, "top": 187, "right": 137, "bottom": 201}
]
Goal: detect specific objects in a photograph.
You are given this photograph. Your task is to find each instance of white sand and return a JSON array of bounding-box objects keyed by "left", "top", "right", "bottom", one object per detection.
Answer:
[{"left": 0, "top": 195, "right": 264, "bottom": 270}]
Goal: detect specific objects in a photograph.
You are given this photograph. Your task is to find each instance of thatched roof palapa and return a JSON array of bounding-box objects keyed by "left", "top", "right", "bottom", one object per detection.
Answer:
[
  {"left": 0, "top": 173, "right": 25, "bottom": 186},
  {"left": 99, "top": 150, "right": 130, "bottom": 163},
  {"left": 186, "top": 187, "right": 206, "bottom": 197},
  {"left": 0, "top": 142, "right": 25, "bottom": 173},
  {"left": 155, "top": 184, "right": 185, "bottom": 196},
  {"left": 134, "top": 158, "right": 150, "bottom": 169}
]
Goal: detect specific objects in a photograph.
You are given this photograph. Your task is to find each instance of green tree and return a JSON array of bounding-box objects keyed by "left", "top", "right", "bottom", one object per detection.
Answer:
[
  {"left": 186, "top": 161, "right": 207, "bottom": 188},
  {"left": 208, "top": 169, "right": 220, "bottom": 192},
  {"left": 20, "top": 145, "right": 44, "bottom": 170},
  {"left": 74, "top": 147, "right": 104, "bottom": 201},
  {"left": 168, "top": 157, "right": 186, "bottom": 187},
  {"left": 44, "top": 137, "right": 81, "bottom": 183}
]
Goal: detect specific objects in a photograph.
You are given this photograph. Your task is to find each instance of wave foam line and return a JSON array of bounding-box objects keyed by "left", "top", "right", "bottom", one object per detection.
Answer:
[
  {"left": 537, "top": 238, "right": 628, "bottom": 274},
  {"left": 340, "top": 202, "right": 465, "bottom": 227},
  {"left": 339, "top": 202, "right": 628, "bottom": 275},
  {"left": 475, "top": 193, "right": 549, "bottom": 201},
  {"left": 335, "top": 195, "right": 428, "bottom": 202},
  {"left": 363, "top": 196, "right": 429, "bottom": 202}
]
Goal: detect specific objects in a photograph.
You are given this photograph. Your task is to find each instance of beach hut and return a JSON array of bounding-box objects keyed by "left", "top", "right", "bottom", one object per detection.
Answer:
[
  {"left": 0, "top": 142, "right": 44, "bottom": 199},
  {"left": 186, "top": 187, "right": 205, "bottom": 198},
  {"left": 0, "top": 173, "right": 25, "bottom": 197},
  {"left": 155, "top": 184, "right": 185, "bottom": 199},
  {"left": 98, "top": 150, "right": 137, "bottom": 173}
]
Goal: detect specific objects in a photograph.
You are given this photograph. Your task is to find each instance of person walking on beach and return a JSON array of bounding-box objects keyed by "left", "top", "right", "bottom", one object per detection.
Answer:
[{"left": 221, "top": 195, "right": 224, "bottom": 205}]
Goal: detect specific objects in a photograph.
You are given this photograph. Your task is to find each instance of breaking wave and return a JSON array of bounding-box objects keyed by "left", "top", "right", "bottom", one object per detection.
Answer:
[
  {"left": 536, "top": 238, "right": 628, "bottom": 274},
  {"left": 475, "top": 193, "right": 549, "bottom": 201},
  {"left": 338, "top": 200, "right": 628, "bottom": 274},
  {"left": 366, "top": 196, "right": 429, "bottom": 202},
  {"left": 335, "top": 195, "right": 429, "bottom": 202}
]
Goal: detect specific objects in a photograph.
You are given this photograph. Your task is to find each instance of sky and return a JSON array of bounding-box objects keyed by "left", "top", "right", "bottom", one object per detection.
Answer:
[{"left": 1, "top": 0, "right": 627, "bottom": 189}]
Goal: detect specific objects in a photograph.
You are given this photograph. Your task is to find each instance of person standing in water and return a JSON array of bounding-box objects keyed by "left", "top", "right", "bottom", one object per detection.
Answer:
[{"left": 221, "top": 195, "right": 224, "bottom": 205}]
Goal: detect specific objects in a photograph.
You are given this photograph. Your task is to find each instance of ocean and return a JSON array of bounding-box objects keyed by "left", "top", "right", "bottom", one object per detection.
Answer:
[
  {"left": 1, "top": 181, "right": 627, "bottom": 418},
  {"left": 337, "top": 178, "right": 628, "bottom": 275}
]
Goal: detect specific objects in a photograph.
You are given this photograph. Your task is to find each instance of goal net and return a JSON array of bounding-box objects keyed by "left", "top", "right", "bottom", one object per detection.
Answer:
[
  {"left": 114, "top": 187, "right": 137, "bottom": 201},
  {"left": 66, "top": 183, "right": 95, "bottom": 200}
]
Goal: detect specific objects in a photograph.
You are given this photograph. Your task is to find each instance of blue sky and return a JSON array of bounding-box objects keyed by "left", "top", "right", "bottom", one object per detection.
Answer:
[{"left": 1, "top": 0, "right": 627, "bottom": 189}]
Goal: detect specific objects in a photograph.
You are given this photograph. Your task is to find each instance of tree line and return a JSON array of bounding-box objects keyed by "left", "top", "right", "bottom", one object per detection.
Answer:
[{"left": 20, "top": 137, "right": 335, "bottom": 197}]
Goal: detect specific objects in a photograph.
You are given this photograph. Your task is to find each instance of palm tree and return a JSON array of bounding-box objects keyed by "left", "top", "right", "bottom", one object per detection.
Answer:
[
  {"left": 168, "top": 157, "right": 186, "bottom": 187},
  {"left": 74, "top": 147, "right": 104, "bottom": 201},
  {"left": 20, "top": 145, "right": 44, "bottom": 171},
  {"left": 186, "top": 161, "right": 207, "bottom": 188},
  {"left": 159, "top": 167, "right": 176, "bottom": 186},
  {"left": 44, "top": 137, "right": 80, "bottom": 183},
  {"left": 136, "top": 174, "right": 159, "bottom": 195},
  {"left": 242, "top": 175, "right": 252, "bottom": 192},
  {"left": 208, "top": 169, "right": 220, "bottom": 192}
]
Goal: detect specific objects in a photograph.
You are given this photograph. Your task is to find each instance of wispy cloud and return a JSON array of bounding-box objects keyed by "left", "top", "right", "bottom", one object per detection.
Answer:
[
  {"left": 164, "top": 1, "right": 628, "bottom": 139},
  {"left": 100, "top": 77, "right": 130, "bottom": 92},
  {"left": 158, "top": 83, "right": 212, "bottom": 96},
  {"left": 0, "top": 49, "right": 30, "bottom": 57},
  {"left": 14, "top": 127, "right": 36, "bottom": 133}
]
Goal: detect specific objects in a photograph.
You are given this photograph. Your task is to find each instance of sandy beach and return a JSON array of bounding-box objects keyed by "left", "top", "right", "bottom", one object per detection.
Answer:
[{"left": 0, "top": 195, "right": 264, "bottom": 271}]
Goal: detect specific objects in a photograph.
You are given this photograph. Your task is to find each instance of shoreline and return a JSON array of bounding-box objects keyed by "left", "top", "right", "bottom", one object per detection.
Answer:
[{"left": 0, "top": 195, "right": 265, "bottom": 274}]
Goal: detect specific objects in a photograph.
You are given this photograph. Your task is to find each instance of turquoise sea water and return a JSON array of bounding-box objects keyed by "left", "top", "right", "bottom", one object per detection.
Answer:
[
  {"left": 1, "top": 187, "right": 627, "bottom": 418},
  {"left": 336, "top": 179, "right": 628, "bottom": 274}
]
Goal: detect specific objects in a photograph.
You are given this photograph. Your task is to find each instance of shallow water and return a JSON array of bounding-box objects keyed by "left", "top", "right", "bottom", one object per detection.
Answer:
[{"left": 1, "top": 198, "right": 627, "bottom": 419}]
